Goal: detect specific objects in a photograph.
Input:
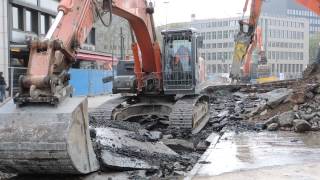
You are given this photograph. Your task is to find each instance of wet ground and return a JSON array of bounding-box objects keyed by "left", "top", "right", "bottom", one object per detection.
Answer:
[{"left": 187, "top": 131, "right": 320, "bottom": 179}]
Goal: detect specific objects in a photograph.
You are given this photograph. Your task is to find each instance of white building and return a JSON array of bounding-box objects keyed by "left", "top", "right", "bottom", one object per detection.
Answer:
[
  {"left": 0, "top": 0, "right": 9, "bottom": 82},
  {"left": 191, "top": 15, "right": 309, "bottom": 80}
]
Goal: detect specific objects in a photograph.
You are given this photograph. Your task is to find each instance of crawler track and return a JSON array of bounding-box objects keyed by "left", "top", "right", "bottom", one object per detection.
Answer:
[{"left": 169, "top": 95, "right": 210, "bottom": 134}]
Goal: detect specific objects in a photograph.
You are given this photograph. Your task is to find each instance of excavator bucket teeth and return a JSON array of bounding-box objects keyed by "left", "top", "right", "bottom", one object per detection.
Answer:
[{"left": 0, "top": 98, "right": 99, "bottom": 174}]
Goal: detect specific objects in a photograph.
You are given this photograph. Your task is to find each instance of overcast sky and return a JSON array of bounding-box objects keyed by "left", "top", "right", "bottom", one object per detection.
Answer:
[{"left": 153, "top": 0, "right": 248, "bottom": 26}]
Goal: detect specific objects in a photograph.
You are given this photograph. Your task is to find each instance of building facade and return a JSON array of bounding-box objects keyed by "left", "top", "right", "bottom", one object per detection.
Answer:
[
  {"left": 0, "top": 0, "right": 9, "bottom": 82},
  {"left": 192, "top": 15, "right": 309, "bottom": 80},
  {"left": 262, "top": 0, "right": 320, "bottom": 34}
]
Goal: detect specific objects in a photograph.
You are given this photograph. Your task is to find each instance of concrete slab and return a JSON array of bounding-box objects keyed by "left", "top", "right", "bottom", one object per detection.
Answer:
[
  {"left": 187, "top": 131, "right": 320, "bottom": 179},
  {"left": 95, "top": 127, "right": 178, "bottom": 170}
]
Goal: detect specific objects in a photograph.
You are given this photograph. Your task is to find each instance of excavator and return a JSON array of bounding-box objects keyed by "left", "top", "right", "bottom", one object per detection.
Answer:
[
  {"left": 230, "top": 0, "right": 264, "bottom": 83},
  {"left": 231, "top": 0, "right": 320, "bottom": 83},
  {"left": 0, "top": 0, "right": 208, "bottom": 175}
]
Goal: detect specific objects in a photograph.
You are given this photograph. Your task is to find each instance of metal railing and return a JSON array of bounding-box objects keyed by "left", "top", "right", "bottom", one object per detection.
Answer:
[{"left": 163, "top": 70, "right": 194, "bottom": 90}]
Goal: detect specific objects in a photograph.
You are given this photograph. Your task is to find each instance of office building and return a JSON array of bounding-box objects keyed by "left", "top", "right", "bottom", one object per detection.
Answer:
[{"left": 192, "top": 15, "right": 309, "bottom": 79}]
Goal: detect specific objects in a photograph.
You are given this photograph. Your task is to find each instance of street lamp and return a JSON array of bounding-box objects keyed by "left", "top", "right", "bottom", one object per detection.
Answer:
[{"left": 163, "top": 1, "right": 169, "bottom": 30}]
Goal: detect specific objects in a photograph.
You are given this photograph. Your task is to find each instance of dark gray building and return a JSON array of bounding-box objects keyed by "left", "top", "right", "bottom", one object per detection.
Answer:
[
  {"left": 0, "top": 0, "right": 59, "bottom": 82},
  {"left": 262, "top": 0, "right": 320, "bottom": 33}
]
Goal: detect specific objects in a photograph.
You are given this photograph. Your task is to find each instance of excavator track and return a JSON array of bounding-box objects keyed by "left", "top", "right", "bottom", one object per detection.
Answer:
[
  {"left": 169, "top": 95, "right": 210, "bottom": 134},
  {"left": 89, "top": 97, "right": 127, "bottom": 127}
]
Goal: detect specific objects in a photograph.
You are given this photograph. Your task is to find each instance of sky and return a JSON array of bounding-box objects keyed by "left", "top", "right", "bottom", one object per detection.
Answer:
[{"left": 153, "top": 0, "right": 248, "bottom": 26}]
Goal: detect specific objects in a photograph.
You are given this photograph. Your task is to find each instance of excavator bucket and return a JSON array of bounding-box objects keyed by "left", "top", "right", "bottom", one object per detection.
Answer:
[{"left": 0, "top": 97, "right": 99, "bottom": 174}]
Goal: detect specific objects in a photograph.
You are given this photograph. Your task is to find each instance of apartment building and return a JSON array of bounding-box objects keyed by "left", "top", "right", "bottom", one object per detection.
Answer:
[{"left": 191, "top": 15, "right": 309, "bottom": 80}]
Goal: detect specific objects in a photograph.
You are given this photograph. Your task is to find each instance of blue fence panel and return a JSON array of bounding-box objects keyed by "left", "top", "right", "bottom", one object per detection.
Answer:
[{"left": 69, "top": 69, "right": 114, "bottom": 96}]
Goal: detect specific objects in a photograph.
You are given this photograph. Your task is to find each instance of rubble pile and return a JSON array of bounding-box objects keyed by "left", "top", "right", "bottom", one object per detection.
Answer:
[
  {"left": 250, "top": 69, "right": 320, "bottom": 133},
  {"left": 88, "top": 112, "right": 209, "bottom": 178}
]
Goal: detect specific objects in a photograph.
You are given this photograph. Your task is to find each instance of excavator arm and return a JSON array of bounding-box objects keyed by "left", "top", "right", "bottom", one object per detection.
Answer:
[
  {"left": 230, "top": 0, "right": 264, "bottom": 82},
  {"left": 15, "top": 0, "right": 161, "bottom": 106},
  {"left": 296, "top": 0, "right": 320, "bottom": 15}
]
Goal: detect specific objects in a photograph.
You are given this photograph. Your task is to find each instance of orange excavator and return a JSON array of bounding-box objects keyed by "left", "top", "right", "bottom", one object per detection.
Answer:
[
  {"left": 231, "top": 0, "right": 320, "bottom": 83},
  {"left": 230, "top": 0, "right": 264, "bottom": 82},
  {"left": 0, "top": 0, "right": 209, "bottom": 174}
]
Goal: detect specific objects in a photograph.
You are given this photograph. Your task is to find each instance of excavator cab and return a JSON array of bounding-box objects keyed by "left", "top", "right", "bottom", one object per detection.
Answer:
[{"left": 162, "top": 29, "right": 203, "bottom": 95}]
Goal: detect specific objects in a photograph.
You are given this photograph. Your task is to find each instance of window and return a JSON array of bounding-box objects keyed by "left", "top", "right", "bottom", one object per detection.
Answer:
[
  {"left": 217, "top": 31, "right": 222, "bottom": 39},
  {"left": 288, "top": 64, "right": 291, "bottom": 72},
  {"left": 223, "top": 64, "right": 228, "bottom": 73},
  {"left": 206, "top": 32, "right": 211, "bottom": 40},
  {"left": 207, "top": 53, "right": 211, "bottom": 60},
  {"left": 212, "top": 64, "right": 217, "bottom": 73},
  {"left": 25, "top": 10, "right": 32, "bottom": 32},
  {"left": 12, "top": 6, "right": 23, "bottom": 30},
  {"left": 212, "top": 32, "right": 216, "bottom": 39},
  {"left": 223, "top": 31, "right": 228, "bottom": 39},
  {"left": 212, "top": 53, "right": 216, "bottom": 60},
  {"left": 223, "top": 52, "right": 228, "bottom": 60},
  {"left": 223, "top": 43, "right": 228, "bottom": 48},
  {"left": 25, "top": 10, "right": 38, "bottom": 33},
  {"left": 40, "top": 14, "right": 50, "bottom": 35},
  {"left": 217, "top": 64, "right": 222, "bottom": 73}
]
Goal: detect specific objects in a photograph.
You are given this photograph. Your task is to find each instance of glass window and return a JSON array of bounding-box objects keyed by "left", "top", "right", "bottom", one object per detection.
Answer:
[
  {"left": 40, "top": 14, "right": 46, "bottom": 34},
  {"left": 223, "top": 43, "right": 228, "bottom": 48},
  {"left": 212, "top": 32, "right": 216, "bottom": 39},
  {"left": 217, "top": 64, "right": 222, "bottom": 73},
  {"left": 164, "top": 37, "right": 192, "bottom": 73},
  {"left": 25, "top": 10, "right": 32, "bottom": 32},
  {"left": 12, "top": 6, "right": 23, "bottom": 30},
  {"left": 213, "top": 65, "right": 216, "bottom": 73},
  {"left": 25, "top": 10, "right": 38, "bottom": 33},
  {"left": 223, "top": 31, "right": 228, "bottom": 39},
  {"left": 212, "top": 53, "right": 216, "bottom": 60},
  {"left": 217, "top": 31, "right": 222, "bottom": 39},
  {"left": 284, "top": 64, "right": 287, "bottom": 72}
]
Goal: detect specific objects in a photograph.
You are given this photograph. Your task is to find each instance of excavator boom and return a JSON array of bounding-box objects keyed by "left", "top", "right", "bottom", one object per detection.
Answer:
[{"left": 296, "top": 0, "right": 320, "bottom": 15}]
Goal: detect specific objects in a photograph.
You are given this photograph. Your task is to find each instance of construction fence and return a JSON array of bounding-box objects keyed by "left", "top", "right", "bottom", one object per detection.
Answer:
[{"left": 7, "top": 67, "right": 114, "bottom": 98}]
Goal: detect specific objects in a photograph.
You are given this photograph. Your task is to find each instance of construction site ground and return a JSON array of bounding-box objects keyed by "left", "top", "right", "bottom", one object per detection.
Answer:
[{"left": 1, "top": 68, "right": 320, "bottom": 179}]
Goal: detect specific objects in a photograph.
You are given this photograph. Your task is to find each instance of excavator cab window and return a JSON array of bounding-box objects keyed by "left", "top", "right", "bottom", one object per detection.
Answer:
[{"left": 162, "top": 29, "right": 196, "bottom": 94}]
